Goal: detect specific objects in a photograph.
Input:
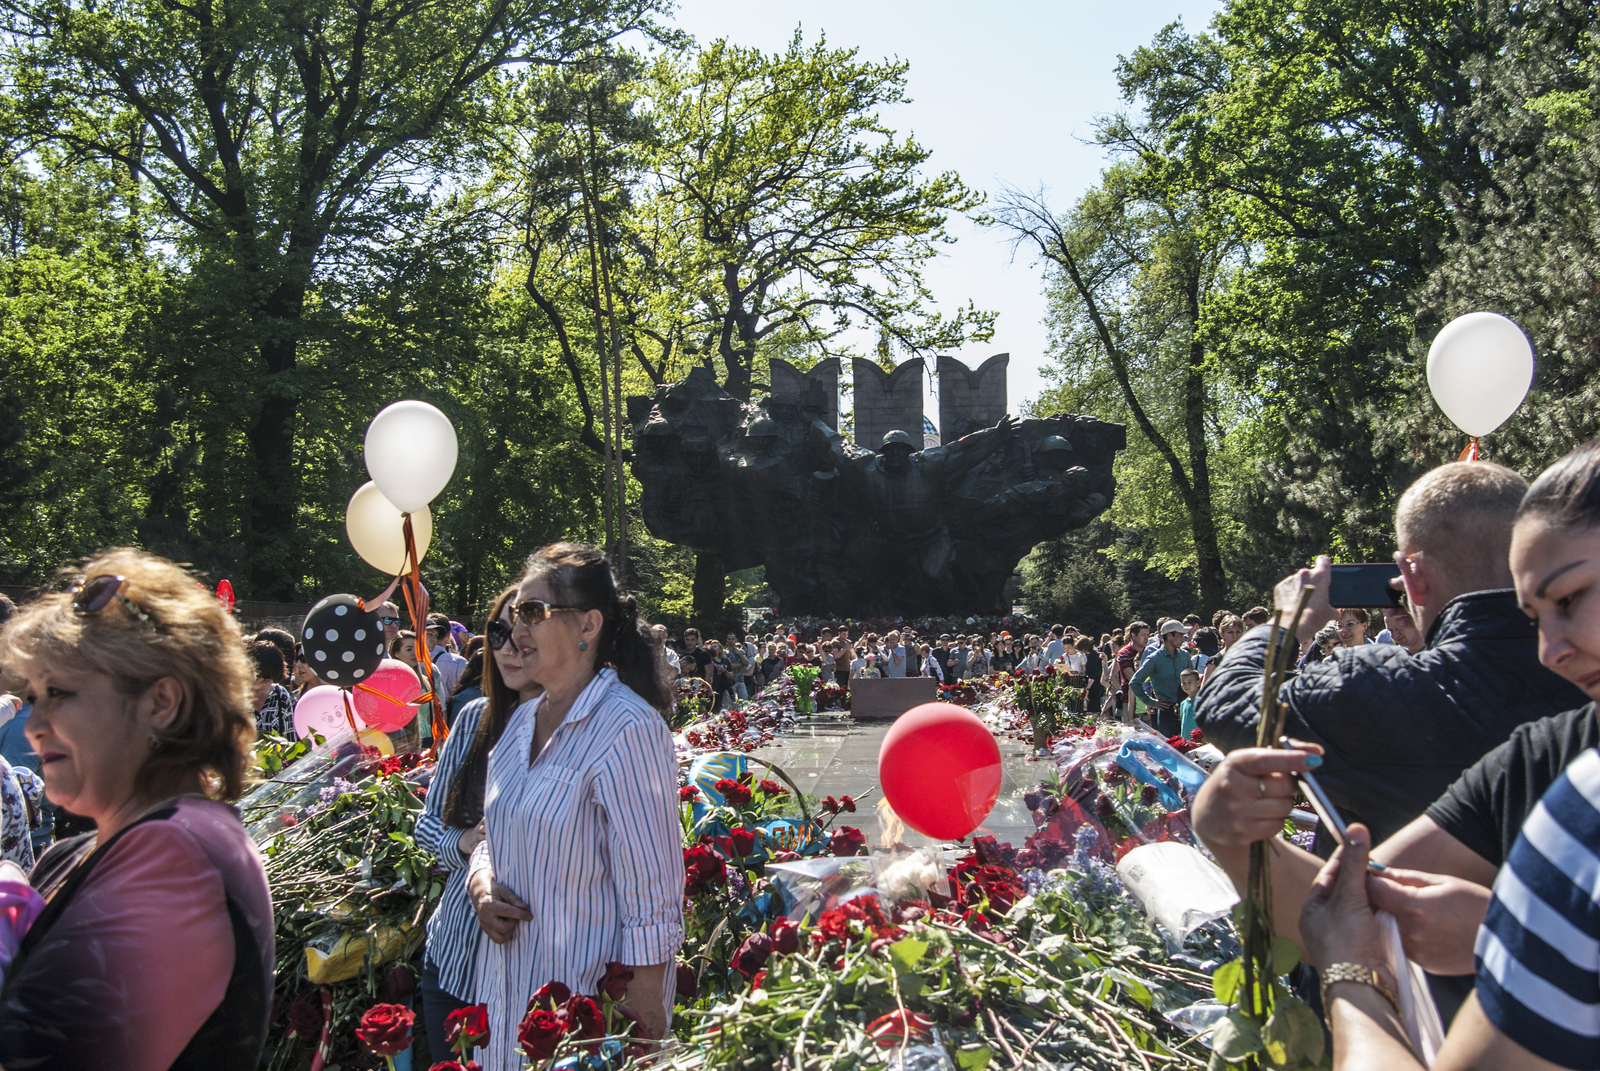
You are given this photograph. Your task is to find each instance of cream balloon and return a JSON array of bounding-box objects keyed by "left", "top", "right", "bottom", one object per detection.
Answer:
[
  {"left": 1426, "top": 312, "right": 1535, "bottom": 437},
  {"left": 346, "top": 481, "right": 432, "bottom": 575},
  {"left": 364, "top": 400, "right": 458, "bottom": 512}
]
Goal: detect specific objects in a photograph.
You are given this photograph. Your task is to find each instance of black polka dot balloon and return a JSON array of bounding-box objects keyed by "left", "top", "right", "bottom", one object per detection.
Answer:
[{"left": 300, "top": 595, "right": 386, "bottom": 685}]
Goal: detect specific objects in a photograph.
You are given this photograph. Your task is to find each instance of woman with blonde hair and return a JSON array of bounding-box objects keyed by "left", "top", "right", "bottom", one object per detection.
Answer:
[{"left": 0, "top": 548, "right": 271, "bottom": 1070}]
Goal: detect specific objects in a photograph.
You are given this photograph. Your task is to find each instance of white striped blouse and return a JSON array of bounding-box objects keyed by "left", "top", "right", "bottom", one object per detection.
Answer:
[
  {"left": 413, "top": 696, "right": 488, "bottom": 1001},
  {"left": 467, "top": 669, "right": 684, "bottom": 1071}
]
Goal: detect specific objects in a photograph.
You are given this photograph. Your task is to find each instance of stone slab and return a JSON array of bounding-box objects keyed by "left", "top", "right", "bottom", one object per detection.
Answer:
[{"left": 847, "top": 676, "right": 939, "bottom": 720}]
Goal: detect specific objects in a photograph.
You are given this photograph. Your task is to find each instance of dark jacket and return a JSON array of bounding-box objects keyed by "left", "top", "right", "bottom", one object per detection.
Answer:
[{"left": 1196, "top": 590, "right": 1588, "bottom": 844}]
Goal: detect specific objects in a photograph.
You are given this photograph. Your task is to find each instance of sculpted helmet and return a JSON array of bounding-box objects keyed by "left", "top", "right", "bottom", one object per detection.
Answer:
[
  {"left": 878, "top": 430, "right": 915, "bottom": 452},
  {"left": 1036, "top": 435, "right": 1071, "bottom": 455}
]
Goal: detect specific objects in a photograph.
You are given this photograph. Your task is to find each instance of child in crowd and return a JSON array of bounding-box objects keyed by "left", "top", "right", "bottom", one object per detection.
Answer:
[{"left": 1177, "top": 667, "right": 1202, "bottom": 738}]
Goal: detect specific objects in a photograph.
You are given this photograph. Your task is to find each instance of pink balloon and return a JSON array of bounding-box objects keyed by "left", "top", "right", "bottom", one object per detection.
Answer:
[
  {"left": 878, "top": 702, "right": 1002, "bottom": 839},
  {"left": 293, "top": 685, "right": 360, "bottom": 741},
  {"left": 353, "top": 658, "right": 423, "bottom": 733}
]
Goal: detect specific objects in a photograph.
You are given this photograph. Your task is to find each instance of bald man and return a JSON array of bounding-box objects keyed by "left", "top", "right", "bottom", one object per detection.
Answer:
[{"left": 1197, "top": 461, "right": 1587, "bottom": 845}]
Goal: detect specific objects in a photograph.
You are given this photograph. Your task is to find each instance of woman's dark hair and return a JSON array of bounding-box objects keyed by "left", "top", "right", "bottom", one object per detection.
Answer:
[
  {"left": 1520, "top": 437, "right": 1600, "bottom": 530},
  {"left": 519, "top": 542, "right": 672, "bottom": 711},
  {"left": 443, "top": 589, "right": 520, "bottom": 829},
  {"left": 451, "top": 651, "right": 484, "bottom": 698},
  {"left": 1193, "top": 627, "right": 1220, "bottom": 657},
  {"left": 245, "top": 641, "right": 286, "bottom": 683}
]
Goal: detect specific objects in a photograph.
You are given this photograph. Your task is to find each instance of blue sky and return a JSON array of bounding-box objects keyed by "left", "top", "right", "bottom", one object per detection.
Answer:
[{"left": 667, "top": 0, "right": 1223, "bottom": 421}]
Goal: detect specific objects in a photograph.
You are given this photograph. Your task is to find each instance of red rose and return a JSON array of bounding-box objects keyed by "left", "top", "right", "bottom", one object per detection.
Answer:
[
  {"left": 517, "top": 1008, "right": 563, "bottom": 1062},
  {"left": 732, "top": 931, "right": 773, "bottom": 977},
  {"left": 770, "top": 918, "right": 800, "bottom": 955},
  {"left": 750, "top": 969, "right": 768, "bottom": 989},
  {"left": 679, "top": 785, "right": 699, "bottom": 801},
  {"left": 714, "top": 778, "right": 752, "bottom": 805},
  {"left": 601, "top": 961, "right": 634, "bottom": 1003},
  {"left": 831, "top": 826, "right": 866, "bottom": 857},
  {"left": 839, "top": 794, "right": 857, "bottom": 813},
  {"left": 429, "top": 1063, "right": 481, "bottom": 1071},
  {"left": 675, "top": 962, "right": 699, "bottom": 1000},
  {"left": 727, "top": 827, "right": 757, "bottom": 859},
  {"left": 287, "top": 994, "right": 325, "bottom": 1041},
  {"left": 526, "top": 981, "right": 572, "bottom": 1013},
  {"left": 683, "top": 844, "right": 727, "bottom": 893},
  {"left": 380, "top": 964, "right": 418, "bottom": 1004},
  {"left": 356, "top": 1002, "right": 415, "bottom": 1057},
  {"left": 562, "top": 995, "right": 606, "bottom": 1046},
  {"left": 443, "top": 1003, "right": 490, "bottom": 1051}
]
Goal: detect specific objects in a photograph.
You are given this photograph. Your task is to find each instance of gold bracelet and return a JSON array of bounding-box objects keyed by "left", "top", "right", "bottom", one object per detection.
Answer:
[{"left": 1321, "top": 962, "right": 1400, "bottom": 1016}]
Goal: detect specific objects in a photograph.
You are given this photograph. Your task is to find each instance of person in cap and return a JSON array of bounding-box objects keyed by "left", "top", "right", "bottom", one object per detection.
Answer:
[{"left": 1128, "top": 619, "right": 1192, "bottom": 736}]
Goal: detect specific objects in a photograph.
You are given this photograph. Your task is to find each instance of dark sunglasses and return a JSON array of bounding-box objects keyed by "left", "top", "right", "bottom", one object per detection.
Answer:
[
  {"left": 512, "top": 600, "right": 581, "bottom": 627},
  {"left": 486, "top": 619, "right": 514, "bottom": 651},
  {"left": 70, "top": 575, "right": 150, "bottom": 623},
  {"left": 377, "top": 616, "right": 401, "bottom": 626}
]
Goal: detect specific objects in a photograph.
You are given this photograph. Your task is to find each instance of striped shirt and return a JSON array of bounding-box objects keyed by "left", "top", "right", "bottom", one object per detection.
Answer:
[
  {"left": 468, "top": 669, "right": 683, "bottom": 1071},
  {"left": 1476, "top": 747, "right": 1600, "bottom": 1068},
  {"left": 413, "top": 697, "right": 488, "bottom": 1002}
]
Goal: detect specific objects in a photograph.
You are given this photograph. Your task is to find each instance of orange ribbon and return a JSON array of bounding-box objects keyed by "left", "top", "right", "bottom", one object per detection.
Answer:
[
  {"left": 1459, "top": 438, "right": 1481, "bottom": 462},
  {"left": 400, "top": 513, "right": 449, "bottom": 746}
]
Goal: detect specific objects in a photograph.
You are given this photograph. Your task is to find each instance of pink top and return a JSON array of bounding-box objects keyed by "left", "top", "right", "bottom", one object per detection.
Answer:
[{"left": 0, "top": 798, "right": 273, "bottom": 1071}]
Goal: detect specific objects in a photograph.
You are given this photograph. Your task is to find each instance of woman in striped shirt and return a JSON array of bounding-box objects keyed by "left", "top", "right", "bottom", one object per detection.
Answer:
[
  {"left": 413, "top": 589, "right": 542, "bottom": 1059},
  {"left": 467, "top": 543, "right": 681, "bottom": 1068}
]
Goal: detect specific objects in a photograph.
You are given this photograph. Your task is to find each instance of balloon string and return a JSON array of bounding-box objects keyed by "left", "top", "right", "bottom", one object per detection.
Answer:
[
  {"left": 354, "top": 682, "right": 411, "bottom": 708},
  {"left": 338, "top": 690, "right": 363, "bottom": 739},
  {"left": 361, "top": 575, "right": 401, "bottom": 613},
  {"left": 401, "top": 513, "right": 449, "bottom": 746}
]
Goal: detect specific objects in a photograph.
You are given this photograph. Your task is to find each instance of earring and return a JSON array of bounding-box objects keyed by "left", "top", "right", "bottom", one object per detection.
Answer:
[
  {"left": 579, "top": 641, "right": 589, "bottom": 651},
  {"left": 148, "top": 731, "right": 160, "bottom": 749}
]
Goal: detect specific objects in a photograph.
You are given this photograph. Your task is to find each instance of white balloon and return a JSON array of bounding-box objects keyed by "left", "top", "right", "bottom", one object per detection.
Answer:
[
  {"left": 346, "top": 481, "right": 432, "bottom": 575},
  {"left": 364, "top": 400, "right": 458, "bottom": 512},
  {"left": 1426, "top": 312, "right": 1535, "bottom": 437}
]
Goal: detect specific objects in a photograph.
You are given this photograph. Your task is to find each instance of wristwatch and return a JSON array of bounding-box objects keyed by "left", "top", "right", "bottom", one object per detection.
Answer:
[{"left": 1321, "top": 963, "right": 1400, "bottom": 1015}]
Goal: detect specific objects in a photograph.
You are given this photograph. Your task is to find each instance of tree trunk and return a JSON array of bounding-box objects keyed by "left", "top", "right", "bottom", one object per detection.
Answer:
[
  {"left": 1183, "top": 277, "right": 1229, "bottom": 614},
  {"left": 245, "top": 332, "right": 301, "bottom": 601},
  {"left": 693, "top": 550, "right": 726, "bottom": 630}
]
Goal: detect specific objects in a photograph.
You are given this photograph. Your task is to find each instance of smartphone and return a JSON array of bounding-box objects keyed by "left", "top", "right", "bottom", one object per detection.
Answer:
[
  {"left": 1278, "top": 736, "right": 1385, "bottom": 870},
  {"left": 1327, "top": 563, "right": 1403, "bottom": 608}
]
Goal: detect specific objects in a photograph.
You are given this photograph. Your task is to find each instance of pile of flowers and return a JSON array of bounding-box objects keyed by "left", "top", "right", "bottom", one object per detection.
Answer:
[{"left": 746, "top": 612, "right": 1046, "bottom": 643}]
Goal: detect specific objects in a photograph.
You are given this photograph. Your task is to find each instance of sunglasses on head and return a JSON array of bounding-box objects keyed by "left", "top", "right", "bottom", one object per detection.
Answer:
[{"left": 70, "top": 574, "right": 150, "bottom": 623}]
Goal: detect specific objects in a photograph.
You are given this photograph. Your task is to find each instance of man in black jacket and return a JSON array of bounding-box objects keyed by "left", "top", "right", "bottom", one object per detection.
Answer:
[{"left": 1197, "top": 460, "right": 1588, "bottom": 846}]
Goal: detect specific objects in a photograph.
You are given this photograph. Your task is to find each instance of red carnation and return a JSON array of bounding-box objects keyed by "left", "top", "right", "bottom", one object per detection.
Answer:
[
  {"left": 714, "top": 778, "right": 752, "bottom": 805},
  {"left": 771, "top": 918, "right": 800, "bottom": 955},
  {"left": 679, "top": 785, "right": 700, "bottom": 801},
  {"left": 758, "top": 779, "right": 788, "bottom": 796},
  {"left": 356, "top": 1002, "right": 415, "bottom": 1057},
  {"left": 683, "top": 844, "right": 727, "bottom": 893},
  {"left": 727, "top": 827, "right": 757, "bottom": 859},
  {"left": 839, "top": 794, "right": 857, "bottom": 813},
  {"left": 517, "top": 1008, "right": 564, "bottom": 1062},
  {"left": 821, "top": 795, "right": 840, "bottom": 815},
  {"left": 601, "top": 961, "right": 634, "bottom": 1003},
  {"left": 733, "top": 931, "right": 773, "bottom": 977},
  {"left": 444, "top": 1004, "right": 490, "bottom": 1052},
  {"left": 527, "top": 981, "right": 572, "bottom": 1013},
  {"left": 831, "top": 826, "right": 866, "bottom": 857}
]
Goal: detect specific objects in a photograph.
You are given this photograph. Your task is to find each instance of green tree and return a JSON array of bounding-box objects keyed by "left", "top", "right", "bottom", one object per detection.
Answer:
[{"left": 2, "top": 0, "right": 665, "bottom": 598}]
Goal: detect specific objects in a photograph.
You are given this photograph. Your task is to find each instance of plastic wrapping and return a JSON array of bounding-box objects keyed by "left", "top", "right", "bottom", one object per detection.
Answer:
[
  {"left": 1115, "top": 842, "right": 1239, "bottom": 941},
  {"left": 1379, "top": 910, "right": 1446, "bottom": 1065},
  {"left": 765, "top": 846, "right": 951, "bottom": 920}
]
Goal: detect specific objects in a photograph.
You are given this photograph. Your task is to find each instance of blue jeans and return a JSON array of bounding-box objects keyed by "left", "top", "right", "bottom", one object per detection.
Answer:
[
  {"left": 420, "top": 953, "right": 471, "bottom": 1064},
  {"left": 733, "top": 678, "right": 749, "bottom": 700}
]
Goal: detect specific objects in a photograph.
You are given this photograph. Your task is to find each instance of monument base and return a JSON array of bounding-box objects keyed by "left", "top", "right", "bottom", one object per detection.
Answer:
[{"left": 848, "top": 676, "right": 939, "bottom": 721}]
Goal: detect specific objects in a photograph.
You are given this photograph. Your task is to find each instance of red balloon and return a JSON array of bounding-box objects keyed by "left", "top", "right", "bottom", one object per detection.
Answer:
[
  {"left": 352, "top": 658, "right": 423, "bottom": 733},
  {"left": 878, "top": 702, "right": 1002, "bottom": 840}
]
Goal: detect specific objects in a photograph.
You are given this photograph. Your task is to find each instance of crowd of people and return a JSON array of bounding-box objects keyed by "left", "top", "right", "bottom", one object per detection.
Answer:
[{"left": 0, "top": 433, "right": 1599, "bottom": 1070}]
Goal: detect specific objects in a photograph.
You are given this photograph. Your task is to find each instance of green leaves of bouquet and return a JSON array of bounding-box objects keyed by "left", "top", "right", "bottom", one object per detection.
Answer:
[{"left": 1208, "top": 920, "right": 1327, "bottom": 1070}]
